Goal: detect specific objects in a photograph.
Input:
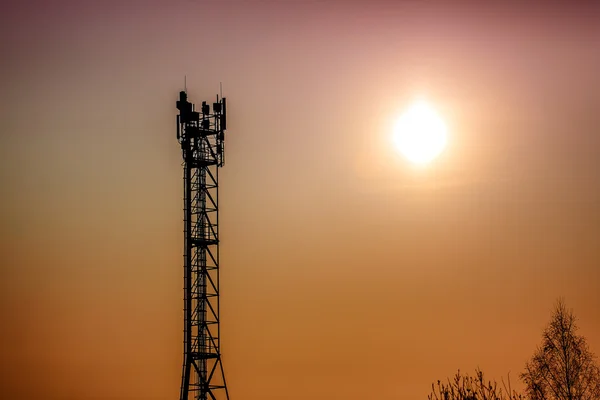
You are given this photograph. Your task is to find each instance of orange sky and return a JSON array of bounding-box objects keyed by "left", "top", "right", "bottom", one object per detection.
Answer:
[{"left": 1, "top": 1, "right": 599, "bottom": 399}]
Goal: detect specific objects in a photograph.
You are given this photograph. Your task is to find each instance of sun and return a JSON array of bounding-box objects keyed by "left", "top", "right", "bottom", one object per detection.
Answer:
[{"left": 392, "top": 100, "right": 448, "bottom": 165}]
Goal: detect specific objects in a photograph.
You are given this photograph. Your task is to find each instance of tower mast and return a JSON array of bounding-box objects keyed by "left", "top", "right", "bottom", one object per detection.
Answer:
[{"left": 176, "top": 90, "right": 229, "bottom": 400}]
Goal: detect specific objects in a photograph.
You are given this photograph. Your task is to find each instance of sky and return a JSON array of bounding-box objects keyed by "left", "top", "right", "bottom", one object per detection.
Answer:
[{"left": 1, "top": 0, "right": 600, "bottom": 399}]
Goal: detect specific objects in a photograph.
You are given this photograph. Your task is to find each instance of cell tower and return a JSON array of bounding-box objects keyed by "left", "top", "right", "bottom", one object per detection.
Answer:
[{"left": 176, "top": 90, "right": 229, "bottom": 400}]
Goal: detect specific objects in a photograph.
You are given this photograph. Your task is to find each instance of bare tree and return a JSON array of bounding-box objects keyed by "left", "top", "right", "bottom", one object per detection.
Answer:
[
  {"left": 428, "top": 369, "right": 523, "bottom": 400},
  {"left": 520, "top": 299, "right": 600, "bottom": 400}
]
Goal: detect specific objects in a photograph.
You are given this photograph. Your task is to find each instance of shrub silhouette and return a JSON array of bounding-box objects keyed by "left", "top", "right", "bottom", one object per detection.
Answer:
[
  {"left": 428, "top": 299, "right": 600, "bottom": 400},
  {"left": 428, "top": 369, "right": 523, "bottom": 400}
]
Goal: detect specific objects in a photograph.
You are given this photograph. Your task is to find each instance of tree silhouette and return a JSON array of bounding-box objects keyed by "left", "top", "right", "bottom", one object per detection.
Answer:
[
  {"left": 520, "top": 299, "right": 600, "bottom": 400},
  {"left": 428, "top": 369, "right": 523, "bottom": 400}
]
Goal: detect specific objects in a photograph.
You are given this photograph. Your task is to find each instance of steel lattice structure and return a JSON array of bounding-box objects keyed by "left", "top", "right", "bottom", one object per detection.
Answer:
[{"left": 176, "top": 91, "right": 229, "bottom": 400}]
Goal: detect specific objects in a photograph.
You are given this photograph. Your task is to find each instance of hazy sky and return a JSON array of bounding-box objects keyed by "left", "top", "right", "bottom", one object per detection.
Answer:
[{"left": 1, "top": 1, "right": 599, "bottom": 399}]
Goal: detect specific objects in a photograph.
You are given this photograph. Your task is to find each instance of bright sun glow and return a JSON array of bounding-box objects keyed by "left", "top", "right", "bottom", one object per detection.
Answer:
[{"left": 392, "top": 100, "right": 448, "bottom": 165}]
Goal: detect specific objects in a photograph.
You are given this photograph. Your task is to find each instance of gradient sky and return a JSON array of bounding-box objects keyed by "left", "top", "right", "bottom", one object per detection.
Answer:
[{"left": 1, "top": 1, "right": 600, "bottom": 399}]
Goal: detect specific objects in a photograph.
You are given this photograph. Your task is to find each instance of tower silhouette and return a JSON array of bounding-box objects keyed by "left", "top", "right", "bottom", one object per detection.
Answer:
[{"left": 176, "top": 90, "right": 229, "bottom": 400}]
